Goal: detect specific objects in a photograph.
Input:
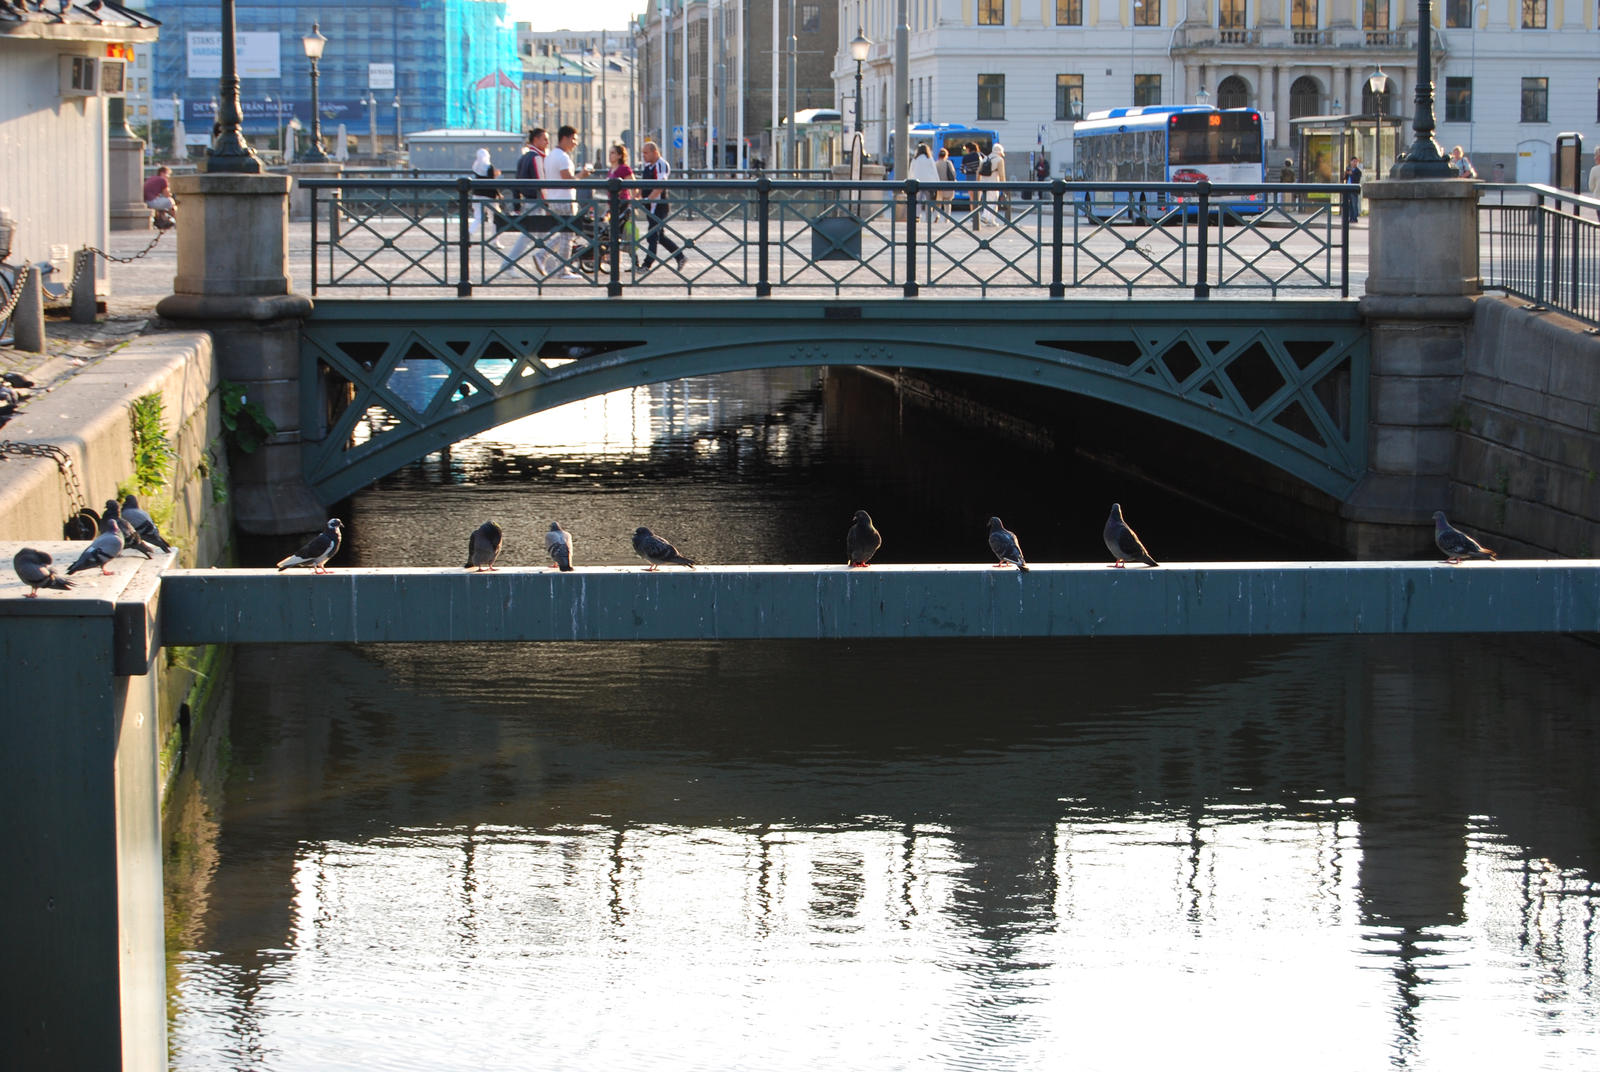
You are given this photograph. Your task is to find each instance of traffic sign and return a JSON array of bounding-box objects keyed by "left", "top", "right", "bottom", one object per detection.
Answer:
[{"left": 672, "top": 124, "right": 685, "bottom": 149}]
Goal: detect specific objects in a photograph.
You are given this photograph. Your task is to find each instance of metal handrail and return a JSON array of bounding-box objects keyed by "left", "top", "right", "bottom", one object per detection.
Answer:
[
  {"left": 299, "top": 176, "right": 1357, "bottom": 300},
  {"left": 1477, "top": 183, "right": 1600, "bottom": 328}
]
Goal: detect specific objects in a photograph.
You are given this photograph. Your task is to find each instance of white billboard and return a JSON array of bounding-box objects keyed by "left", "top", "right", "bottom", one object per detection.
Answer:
[
  {"left": 368, "top": 63, "right": 395, "bottom": 90},
  {"left": 187, "top": 32, "right": 282, "bottom": 80}
]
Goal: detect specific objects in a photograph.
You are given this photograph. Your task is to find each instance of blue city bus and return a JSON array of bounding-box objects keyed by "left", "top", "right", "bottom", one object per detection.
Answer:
[{"left": 1071, "top": 105, "right": 1267, "bottom": 221}]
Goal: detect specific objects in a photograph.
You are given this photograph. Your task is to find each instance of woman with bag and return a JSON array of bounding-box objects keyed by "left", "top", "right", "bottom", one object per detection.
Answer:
[{"left": 607, "top": 144, "right": 641, "bottom": 268}]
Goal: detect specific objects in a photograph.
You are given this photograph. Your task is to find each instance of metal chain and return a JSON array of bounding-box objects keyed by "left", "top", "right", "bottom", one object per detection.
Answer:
[
  {"left": 0, "top": 261, "right": 29, "bottom": 325},
  {"left": 35, "top": 230, "right": 167, "bottom": 302},
  {"left": 0, "top": 440, "right": 91, "bottom": 517}
]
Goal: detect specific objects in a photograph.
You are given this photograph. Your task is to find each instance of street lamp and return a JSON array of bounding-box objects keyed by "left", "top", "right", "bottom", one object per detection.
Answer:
[
  {"left": 360, "top": 93, "right": 378, "bottom": 155},
  {"left": 301, "top": 21, "right": 330, "bottom": 164},
  {"left": 1368, "top": 67, "right": 1387, "bottom": 177},
  {"left": 1195, "top": 85, "right": 1210, "bottom": 107},
  {"left": 206, "top": 0, "right": 261, "bottom": 172},
  {"left": 393, "top": 94, "right": 403, "bottom": 152},
  {"left": 1388, "top": 0, "right": 1455, "bottom": 177},
  {"left": 849, "top": 28, "right": 871, "bottom": 142}
]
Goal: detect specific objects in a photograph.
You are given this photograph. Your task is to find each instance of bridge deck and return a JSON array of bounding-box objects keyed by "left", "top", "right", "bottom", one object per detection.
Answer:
[{"left": 149, "top": 561, "right": 1600, "bottom": 644}]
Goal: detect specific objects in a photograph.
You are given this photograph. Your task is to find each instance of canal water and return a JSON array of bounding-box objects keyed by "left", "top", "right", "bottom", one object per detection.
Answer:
[{"left": 165, "top": 370, "right": 1600, "bottom": 1071}]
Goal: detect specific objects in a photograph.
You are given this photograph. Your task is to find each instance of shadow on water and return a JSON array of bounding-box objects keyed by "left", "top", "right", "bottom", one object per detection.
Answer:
[{"left": 182, "top": 368, "right": 1597, "bottom": 1071}]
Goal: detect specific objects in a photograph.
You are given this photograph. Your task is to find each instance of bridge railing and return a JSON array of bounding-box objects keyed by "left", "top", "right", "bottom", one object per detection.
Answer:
[
  {"left": 301, "top": 176, "right": 1354, "bottom": 299},
  {"left": 1477, "top": 183, "right": 1600, "bottom": 328}
]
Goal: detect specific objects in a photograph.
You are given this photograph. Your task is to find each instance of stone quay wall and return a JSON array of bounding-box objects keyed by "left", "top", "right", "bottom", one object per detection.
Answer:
[{"left": 1451, "top": 297, "right": 1600, "bottom": 558}]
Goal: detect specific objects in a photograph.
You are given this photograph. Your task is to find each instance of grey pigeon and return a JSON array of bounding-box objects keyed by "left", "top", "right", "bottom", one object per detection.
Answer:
[
  {"left": 1104, "top": 503, "right": 1158, "bottom": 568},
  {"left": 121, "top": 494, "right": 172, "bottom": 553},
  {"left": 632, "top": 526, "right": 695, "bottom": 570},
  {"left": 986, "top": 516, "right": 1029, "bottom": 571},
  {"left": 14, "top": 548, "right": 74, "bottom": 597},
  {"left": 464, "top": 521, "right": 503, "bottom": 571},
  {"left": 276, "top": 518, "right": 343, "bottom": 573},
  {"left": 1433, "top": 511, "right": 1496, "bottom": 564},
  {"left": 846, "top": 509, "right": 881, "bottom": 568},
  {"left": 67, "top": 515, "right": 125, "bottom": 576},
  {"left": 104, "top": 500, "right": 155, "bottom": 559},
  {"left": 545, "top": 522, "right": 574, "bottom": 572}
]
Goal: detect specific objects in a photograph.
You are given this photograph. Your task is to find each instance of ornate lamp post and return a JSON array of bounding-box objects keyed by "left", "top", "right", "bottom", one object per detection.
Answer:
[
  {"left": 206, "top": 0, "right": 262, "bottom": 172},
  {"left": 1195, "top": 84, "right": 1211, "bottom": 107},
  {"left": 301, "top": 22, "right": 331, "bottom": 164},
  {"left": 848, "top": 28, "right": 871, "bottom": 141},
  {"left": 1388, "top": 0, "right": 1455, "bottom": 177}
]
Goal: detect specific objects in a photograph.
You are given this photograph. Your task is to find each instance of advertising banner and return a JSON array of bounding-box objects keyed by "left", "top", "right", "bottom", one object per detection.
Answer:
[{"left": 186, "top": 32, "right": 283, "bottom": 80}]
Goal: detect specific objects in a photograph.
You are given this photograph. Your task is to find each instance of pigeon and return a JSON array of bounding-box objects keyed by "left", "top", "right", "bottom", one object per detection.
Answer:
[
  {"left": 13, "top": 548, "right": 74, "bottom": 597},
  {"left": 1433, "top": 511, "right": 1496, "bottom": 564},
  {"left": 846, "top": 509, "right": 881, "bottom": 568},
  {"left": 2, "top": 372, "right": 34, "bottom": 389},
  {"left": 103, "top": 500, "right": 155, "bottom": 559},
  {"left": 632, "top": 526, "right": 695, "bottom": 570},
  {"left": 545, "top": 522, "right": 574, "bottom": 572},
  {"left": 120, "top": 494, "right": 172, "bottom": 553},
  {"left": 276, "top": 518, "right": 344, "bottom": 573},
  {"left": 67, "top": 515, "right": 125, "bottom": 576},
  {"left": 986, "top": 516, "right": 1029, "bottom": 571},
  {"left": 1104, "top": 503, "right": 1158, "bottom": 568},
  {"left": 464, "top": 521, "right": 503, "bottom": 571}
]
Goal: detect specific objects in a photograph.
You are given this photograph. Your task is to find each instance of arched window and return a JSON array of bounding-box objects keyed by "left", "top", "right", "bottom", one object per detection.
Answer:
[
  {"left": 1289, "top": 76, "right": 1322, "bottom": 118},
  {"left": 1217, "top": 76, "right": 1250, "bottom": 110}
]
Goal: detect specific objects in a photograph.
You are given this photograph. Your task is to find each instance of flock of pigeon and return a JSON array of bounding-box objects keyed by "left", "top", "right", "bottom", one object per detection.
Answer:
[{"left": 10, "top": 502, "right": 1499, "bottom": 598}]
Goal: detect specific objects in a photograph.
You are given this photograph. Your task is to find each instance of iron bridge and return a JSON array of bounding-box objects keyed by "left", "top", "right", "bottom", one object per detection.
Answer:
[{"left": 301, "top": 297, "right": 1368, "bottom": 505}]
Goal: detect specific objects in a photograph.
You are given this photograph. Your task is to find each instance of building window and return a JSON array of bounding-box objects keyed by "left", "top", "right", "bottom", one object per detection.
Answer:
[
  {"left": 978, "top": 0, "right": 1005, "bottom": 24},
  {"left": 978, "top": 73, "right": 1006, "bottom": 118},
  {"left": 1219, "top": 0, "right": 1246, "bottom": 28},
  {"left": 1289, "top": 76, "right": 1322, "bottom": 117},
  {"left": 800, "top": 4, "right": 820, "bottom": 32},
  {"left": 1291, "top": 0, "right": 1318, "bottom": 28},
  {"left": 1520, "top": 0, "right": 1545, "bottom": 26},
  {"left": 1134, "top": 0, "right": 1160, "bottom": 25},
  {"left": 1445, "top": 0, "right": 1473, "bottom": 26},
  {"left": 1520, "top": 76, "right": 1548, "bottom": 122},
  {"left": 1217, "top": 75, "right": 1250, "bottom": 109},
  {"left": 1056, "top": 74, "right": 1084, "bottom": 120},
  {"left": 1363, "top": 0, "right": 1389, "bottom": 29},
  {"left": 1056, "top": 0, "right": 1084, "bottom": 24},
  {"left": 1444, "top": 77, "right": 1472, "bottom": 122},
  {"left": 1134, "top": 73, "right": 1161, "bottom": 106}
]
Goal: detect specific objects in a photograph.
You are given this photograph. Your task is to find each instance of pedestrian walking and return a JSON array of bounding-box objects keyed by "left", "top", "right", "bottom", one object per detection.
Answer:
[
  {"left": 960, "top": 142, "right": 983, "bottom": 229},
  {"left": 637, "top": 140, "right": 686, "bottom": 271},
  {"left": 935, "top": 147, "right": 958, "bottom": 215},
  {"left": 543, "top": 125, "right": 581, "bottom": 279},
  {"left": 1278, "top": 157, "right": 1295, "bottom": 206},
  {"left": 908, "top": 143, "right": 940, "bottom": 225},
  {"left": 607, "top": 143, "right": 641, "bottom": 267},
  {"left": 505, "top": 127, "right": 549, "bottom": 273},
  {"left": 979, "top": 143, "right": 1007, "bottom": 226},
  {"left": 1342, "top": 157, "right": 1362, "bottom": 220},
  {"left": 466, "top": 148, "right": 504, "bottom": 250}
]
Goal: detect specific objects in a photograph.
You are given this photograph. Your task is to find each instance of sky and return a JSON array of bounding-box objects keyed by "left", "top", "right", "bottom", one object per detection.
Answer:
[{"left": 505, "top": 0, "right": 647, "bottom": 33}]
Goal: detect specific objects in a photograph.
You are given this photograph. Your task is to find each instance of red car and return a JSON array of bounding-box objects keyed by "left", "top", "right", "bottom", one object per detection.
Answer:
[{"left": 1171, "top": 168, "right": 1209, "bottom": 183}]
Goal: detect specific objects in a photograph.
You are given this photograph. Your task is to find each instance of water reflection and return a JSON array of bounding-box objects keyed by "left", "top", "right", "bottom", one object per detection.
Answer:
[
  {"left": 167, "top": 634, "right": 1600, "bottom": 1071},
  {"left": 178, "top": 371, "right": 1598, "bottom": 1070}
]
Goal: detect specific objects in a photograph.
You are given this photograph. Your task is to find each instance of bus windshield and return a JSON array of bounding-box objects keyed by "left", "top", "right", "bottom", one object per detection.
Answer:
[{"left": 1166, "top": 113, "right": 1263, "bottom": 167}]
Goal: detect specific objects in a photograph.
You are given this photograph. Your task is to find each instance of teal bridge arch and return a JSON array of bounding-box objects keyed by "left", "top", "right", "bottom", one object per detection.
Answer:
[{"left": 301, "top": 298, "right": 1369, "bottom": 505}]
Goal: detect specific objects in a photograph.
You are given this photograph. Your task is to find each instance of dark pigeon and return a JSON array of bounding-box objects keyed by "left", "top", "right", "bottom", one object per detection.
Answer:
[
  {"left": 67, "top": 515, "right": 125, "bottom": 576},
  {"left": 2, "top": 372, "right": 34, "bottom": 389},
  {"left": 276, "top": 518, "right": 344, "bottom": 573},
  {"left": 465, "top": 521, "right": 503, "bottom": 571},
  {"left": 986, "top": 516, "right": 1029, "bottom": 571},
  {"left": 121, "top": 494, "right": 172, "bottom": 553},
  {"left": 1104, "top": 503, "right": 1158, "bottom": 568},
  {"left": 632, "top": 526, "right": 695, "bottom": 570},
  {"left": 1433, "top": 511, "right": 1496, "bottom": 564},
  {"left": 14, "top": 548, "right": 74, "bottom": 597},
  {"left": 545, "top": 522, "right": 574, "bottom": 572},
  {"left": 846, "top": 509, "right": 881, "bottom": 568},
  {"left": 104, "top": 500, "right": 155, "bottom": 559}
]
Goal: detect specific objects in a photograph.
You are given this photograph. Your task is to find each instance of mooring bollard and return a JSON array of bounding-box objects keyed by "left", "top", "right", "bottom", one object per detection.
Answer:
[
  {"left": 71, "top": 247, "right": 97, "bottom": 324},
  {"left": 12, "top": 264, "right": 45, "bottom": 352}
]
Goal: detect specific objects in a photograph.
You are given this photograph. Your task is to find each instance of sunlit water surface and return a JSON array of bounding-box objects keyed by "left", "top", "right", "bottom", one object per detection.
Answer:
[{"left": 166, "top": 370, "right": 1600, "bottom": 1071}]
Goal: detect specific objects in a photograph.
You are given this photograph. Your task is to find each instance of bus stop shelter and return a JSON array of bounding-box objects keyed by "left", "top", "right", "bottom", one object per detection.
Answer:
[{"left": 1289, "top": 114, "right": 1407, "bottom": 186}]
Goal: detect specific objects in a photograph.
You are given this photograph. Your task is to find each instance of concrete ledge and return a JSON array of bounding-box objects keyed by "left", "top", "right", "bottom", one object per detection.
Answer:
[
  {"left": 157, "top": 561, "right": 1600, "bottom": 643},
  {"left": 155, "top": 293, "right": 313, "bottom": 323},
  {"left": 0, "top": 332, "right": 214, "bottom": 542}
]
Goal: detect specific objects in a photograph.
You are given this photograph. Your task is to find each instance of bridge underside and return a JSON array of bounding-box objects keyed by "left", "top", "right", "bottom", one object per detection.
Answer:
[
  {"left": 301, "top": 299, "right": 1369, "bottom": 505},
  {"left": 154, "top": 562, "right": 1600, "bottom": 644}
]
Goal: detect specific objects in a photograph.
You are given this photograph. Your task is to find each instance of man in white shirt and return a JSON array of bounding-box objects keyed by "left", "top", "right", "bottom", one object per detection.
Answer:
[{"left": 544, "top": 125, "right": 580, "bottom": 279}]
